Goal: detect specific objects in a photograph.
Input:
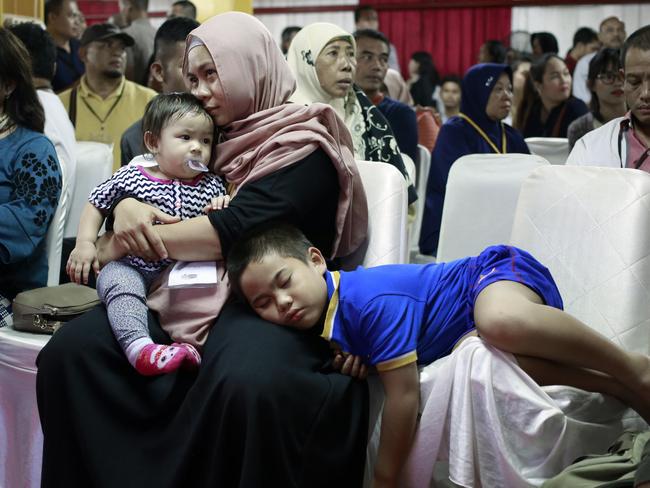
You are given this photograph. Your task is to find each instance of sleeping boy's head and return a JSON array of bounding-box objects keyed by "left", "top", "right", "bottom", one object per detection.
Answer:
[{"left": 227, "top": 224, "right": 329, "bottom": 329}]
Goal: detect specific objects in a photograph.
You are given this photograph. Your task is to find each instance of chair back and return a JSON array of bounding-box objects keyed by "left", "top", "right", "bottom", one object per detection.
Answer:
[
  {"left": 341, "top": 161, "right": 409, "bottom": 269},
  {"left": 436, "top": 153, "right": 549, "bottom": 263},
  {"left": 45, "top": 155, "right": 69, "bottom": 286},
  {"left": 510, "top": 166, "right": 650, "bottom": 354},
  {"left": 411, "top": 145, "right": 431, "bottom": 252},
  {"left": 401, "top": 152, "right": 416, "bottom": 187},
  {"left": 64, "top": 142, "right": 113, "bottom": 238},
  {"left": 525, "top": 137, "right": 569, "bottom": 165}
]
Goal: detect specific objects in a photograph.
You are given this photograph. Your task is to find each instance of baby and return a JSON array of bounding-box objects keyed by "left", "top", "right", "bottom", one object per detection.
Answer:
[
  {"left": 67, "top": 92, "right": 228, "bottom": 376},
  {"left": 227, "top": 223, "right": 650, "bottom": 488}
]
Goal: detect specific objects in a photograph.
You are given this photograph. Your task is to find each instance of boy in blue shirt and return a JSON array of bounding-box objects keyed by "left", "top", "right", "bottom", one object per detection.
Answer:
[{"left": 227, "top": 224, "right": 650, "bottom": 488}]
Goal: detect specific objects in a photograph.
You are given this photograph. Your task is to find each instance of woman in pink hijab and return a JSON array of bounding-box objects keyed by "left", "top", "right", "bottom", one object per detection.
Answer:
[{"left": 37, "top": 12, "right": 369, "bottom": 488}]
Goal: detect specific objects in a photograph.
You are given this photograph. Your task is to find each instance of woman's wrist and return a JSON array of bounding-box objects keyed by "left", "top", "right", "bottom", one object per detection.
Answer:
[{"left": 105, "top": 194, "right": 139, "bottom": 231}]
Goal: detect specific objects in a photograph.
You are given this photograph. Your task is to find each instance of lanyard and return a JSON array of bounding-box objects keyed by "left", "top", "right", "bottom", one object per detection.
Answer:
[
  {"left": 458, "top": 113, "right": 507, "bottom": 154},
  {"left": 80, "top": 90, "right": 124, "bottom": 128},
  {"left": 618, "top": 119, "right": 650, "bottom": 169}
]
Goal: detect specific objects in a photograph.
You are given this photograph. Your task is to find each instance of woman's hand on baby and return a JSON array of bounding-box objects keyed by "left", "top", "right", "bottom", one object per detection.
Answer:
[
  {"left": 203, "top": 195, "right": 230, "bottom": 213},
  {"left": 113, "top": 198, "right": 180, "bottom": 260},
  {"left": 66, "top": 241, "right": 100, "bottom": 285},
  {"left": 333, "top": 351, "right": 368, "bottom": 380}
]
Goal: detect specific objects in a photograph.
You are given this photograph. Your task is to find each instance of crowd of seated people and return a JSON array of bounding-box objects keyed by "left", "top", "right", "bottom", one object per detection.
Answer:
[{"left": 1, "top": 2, "right": 650, "bottom": 486}]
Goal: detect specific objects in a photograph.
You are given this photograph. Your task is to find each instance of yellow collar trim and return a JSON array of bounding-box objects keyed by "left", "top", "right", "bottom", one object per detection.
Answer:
[
  {"left": 79, "top": 75, "right": 126, "bottom": 101},
  {"left": 321, "top": 271, "right": 340, "bottom": 341}
]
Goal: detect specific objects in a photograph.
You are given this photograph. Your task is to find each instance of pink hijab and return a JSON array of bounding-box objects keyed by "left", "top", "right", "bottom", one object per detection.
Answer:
[{"left": 185, "top": 12, "right": 368, "bottom": 258}]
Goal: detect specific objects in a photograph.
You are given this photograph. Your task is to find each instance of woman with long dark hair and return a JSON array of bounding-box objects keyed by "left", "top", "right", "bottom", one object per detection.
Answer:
[
  {"left": 531, "top": 32, "right": 559, "bottom": 57},
  {"left": 567, "top": 48, "right": 626, "bottom": 149},
  {"left": 407, "top": 50, "right": 441, "bottom": 108},
  {"left": 515, "top": 53, "right": 588, "bottom": 138},
  {"left": 0, "top": 28, "right": 61, "bottom": 326}
]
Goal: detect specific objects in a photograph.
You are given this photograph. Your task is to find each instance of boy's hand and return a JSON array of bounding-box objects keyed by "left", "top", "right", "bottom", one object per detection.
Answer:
[
  {"left": 67, "top": 241, "right": 100, "bottom": 285},
  {"left": 333, "top": 351, "right": 368, "bottom": 380},
  {"left": 203, "top": 195, "right": 230, "bottom": 213}
]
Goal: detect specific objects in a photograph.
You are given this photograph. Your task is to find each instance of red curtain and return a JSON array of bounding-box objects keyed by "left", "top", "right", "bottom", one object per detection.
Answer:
[
  {"left": 362, "top": 2, "right": 511, "bottom": 79},
  {"left": 77, "top": 1, "right": 119, "bottom": 25}
]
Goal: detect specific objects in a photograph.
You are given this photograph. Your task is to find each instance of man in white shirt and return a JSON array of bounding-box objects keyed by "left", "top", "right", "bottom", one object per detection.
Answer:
[
  {"left": 10, "top": 22, "right": 77, "bottom": 197},
  {"left": 567, "top": 25, "right": 650, "bottom": 173},
  {"left": 573, "top": 17, "right": 626, "bottom": 105}
]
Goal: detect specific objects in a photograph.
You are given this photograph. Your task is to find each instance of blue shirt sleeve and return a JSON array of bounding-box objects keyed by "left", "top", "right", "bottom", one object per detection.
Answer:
[
  {"left": 359, "top": 295, "right": 422, "bottom": 371},
  {"left": 0, "top": 136, "right": 61, "bottom": 264}
]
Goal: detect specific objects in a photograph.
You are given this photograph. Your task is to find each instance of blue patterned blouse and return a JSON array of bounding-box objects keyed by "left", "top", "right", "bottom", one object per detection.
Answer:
[{"left": 0, "top": 125, "right": 61, "bottom": 305}]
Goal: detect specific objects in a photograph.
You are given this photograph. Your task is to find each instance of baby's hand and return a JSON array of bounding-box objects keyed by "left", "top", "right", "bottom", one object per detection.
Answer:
[
  {"left": 203, "top": 195, "right": 231, "bottom": 213},
  {"left": 66, "top": 241, "right": 100, "bottom": 285}
]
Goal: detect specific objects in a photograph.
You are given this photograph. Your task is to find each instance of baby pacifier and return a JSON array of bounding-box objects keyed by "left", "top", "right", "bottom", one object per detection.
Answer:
[{"left": 185, "top": 157, "right": 209, "bottom": 172}]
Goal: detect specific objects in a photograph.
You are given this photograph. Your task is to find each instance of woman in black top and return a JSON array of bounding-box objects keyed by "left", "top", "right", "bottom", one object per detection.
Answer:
[
  {"left": 36, "top": 13, "right": 369, "bottom": 488},
  {"left": 515, "top": 53, "right": 589, "bottom": 138},
  {"left": 407, "top": 50, "right": 441, "bottom": 108}
]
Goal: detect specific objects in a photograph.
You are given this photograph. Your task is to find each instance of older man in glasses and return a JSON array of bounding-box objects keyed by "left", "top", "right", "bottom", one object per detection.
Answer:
[{"left": 568, "top": 25, "right": 650, "bottom": 173}]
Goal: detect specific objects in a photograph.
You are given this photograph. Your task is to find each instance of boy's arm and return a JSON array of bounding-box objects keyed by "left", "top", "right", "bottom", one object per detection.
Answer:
[{"left": 374, "top": 362, "right": 420, "bottom": 488}]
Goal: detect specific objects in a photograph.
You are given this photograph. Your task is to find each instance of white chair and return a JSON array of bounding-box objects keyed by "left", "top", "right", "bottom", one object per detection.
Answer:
[
  {"left": 436, "top": 153, "right": 549, "bottom": 263},
  {"left": 405, "top": 165, "right": 650, "bottom": 488},
  {"left": 341, "top": 161, "right": 409, "bottom": 488},
  {"left": 410, "top": 145, "right": 431, "bottom": 254},
  {"left": 511, "top": 166, "right": 650, "bottom": 354},
  {"left": 0, "top": 159, "right": 410, "bottom": 488},
  {"left": 0, "top": 155, "right": 70, "bottom": 488},
  {"left": 1, "top": 142, "right": 106, "bottom": 488},
  {"left": 401, "top": 152, "right": 416, "bottom": 189},
  {"left": 525, "top": 137, "right": 570, "bottom": 165},
  {"left": 64, "top": 141, "right": 113, "bottom": 238},
  {"left": 45, "top": 155, "right": 69, "bottom": 286},
  {"left": 342, "top": 161, "right": 409, "bottom": 269}
]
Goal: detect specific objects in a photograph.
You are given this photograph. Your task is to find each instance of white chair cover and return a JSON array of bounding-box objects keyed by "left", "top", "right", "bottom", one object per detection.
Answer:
[
  {"left": 410, "top": 145, "right": 431, "bottom": 254},
  {"left": 404, "top": 165, "right": 650, "bottom": 488},
  {"left": 0, "top": 147, "right": 73, "bottom": 488},
  {"left": 525, "top": 137, "right": 569, "bottom": 166},
  {"left": 436, "top": 153, "right": 549, "bottom": 263},
  {"left": 339, "top": 161, "right": 409, "bottom": 488},
  {"left": 511, "top": 166, "right": 650, "bottom": 354},
  {"left": 342, "top": 161, "right": 409, "bottom": 270},
  {"left": 401, "top": 152, "right": 416, "bottom": 189},
  {"left": 45, "top": 155, "right": 69, "bottom": 286},
  {"left": 0, "top": 328, "right": 49, "bottom": 488},
  {"left": 64, "top": 141, "right": 113, "bottom": 238}
]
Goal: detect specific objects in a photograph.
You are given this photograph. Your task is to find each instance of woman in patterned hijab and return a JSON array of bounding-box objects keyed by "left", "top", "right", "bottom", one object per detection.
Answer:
[{"left": 288, "top": 22, "right": 417, "bottom": 203}]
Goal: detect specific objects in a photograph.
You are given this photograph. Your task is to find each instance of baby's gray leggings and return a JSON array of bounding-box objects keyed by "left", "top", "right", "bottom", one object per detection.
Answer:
[{"left": 96, "top": 260, "right": 161, "bottom": 351}]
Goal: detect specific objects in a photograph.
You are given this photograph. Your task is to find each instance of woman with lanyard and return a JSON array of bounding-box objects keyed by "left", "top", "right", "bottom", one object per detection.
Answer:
[{"left": 419, "top": 63, "right": 530, "bottom": 256}]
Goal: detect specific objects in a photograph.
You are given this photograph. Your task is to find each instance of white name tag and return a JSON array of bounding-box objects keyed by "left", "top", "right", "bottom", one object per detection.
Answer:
[{"left": 167, "top": 261, "right": 218, "bottom": 288}]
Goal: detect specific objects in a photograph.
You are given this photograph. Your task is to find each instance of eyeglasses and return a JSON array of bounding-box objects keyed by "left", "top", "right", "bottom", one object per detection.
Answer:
[
  {"left": 491, "top": 85, "right": 513, "bottom": 97},
  {"left": 596, "top": 71, "right": 623, "bottom": 84}
]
